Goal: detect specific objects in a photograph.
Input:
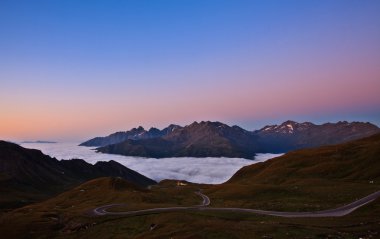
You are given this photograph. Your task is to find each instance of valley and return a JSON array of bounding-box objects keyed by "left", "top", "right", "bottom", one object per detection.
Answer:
[{"left": 1, "top": 133, "right": 379, "bottom": 238}]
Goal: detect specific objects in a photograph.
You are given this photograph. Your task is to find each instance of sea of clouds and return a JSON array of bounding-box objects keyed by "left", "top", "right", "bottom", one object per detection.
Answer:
[{"left": 20, "top": 142, "right": 282, "bottom": 184}]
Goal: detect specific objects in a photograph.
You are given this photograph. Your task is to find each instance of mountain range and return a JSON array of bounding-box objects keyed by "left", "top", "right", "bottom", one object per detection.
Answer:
[
  {"left": 0, "top": 140, "right": 156, "bottom": 211},
  {"left": 79, "top": 124, "right": 181, "bottom": 147},
  {"left": 80, "top": 120, "right": 380, "bottom": 159},
  {"left": 254, "top": 120, "right": 379, "bottom": 153}
]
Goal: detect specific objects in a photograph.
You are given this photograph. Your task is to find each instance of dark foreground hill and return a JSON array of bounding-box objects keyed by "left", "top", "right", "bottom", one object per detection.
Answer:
[
  {"left": 0, "top": 141, "right": 156, "bottom": 211},
  {"left": 93, "top": 120, "right": 379, "bottom": 159}
]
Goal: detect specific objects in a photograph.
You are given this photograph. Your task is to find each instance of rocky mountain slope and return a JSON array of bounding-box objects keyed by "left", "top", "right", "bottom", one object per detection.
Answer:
[
  {"left": 90, "top": 120, "right": 379, "bottom": 159},
  {"left": 255, "top": 120, "right": 379, "bottom": 153},
  {"left": 98, "top": 121, "right": 259, "bottom": 158}
]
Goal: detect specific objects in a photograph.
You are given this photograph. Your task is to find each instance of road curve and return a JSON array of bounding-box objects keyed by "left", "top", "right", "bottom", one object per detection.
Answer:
[
  {"left": 91, "top": 190, "right": 380, "bottom": 218},
  {"left": 92, "top": 191, "right": 210, "bottom": 217},
  {"left": 195, "top": 191, "right": 210, "bottom": 206}
]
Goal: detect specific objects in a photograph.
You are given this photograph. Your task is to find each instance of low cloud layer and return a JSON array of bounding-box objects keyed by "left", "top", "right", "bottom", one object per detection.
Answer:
[{"left": 21, "top": 142, "right": 282, "bottom": 184}]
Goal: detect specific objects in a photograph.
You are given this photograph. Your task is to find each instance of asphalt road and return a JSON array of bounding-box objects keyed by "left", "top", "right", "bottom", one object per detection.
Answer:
[
  {"left": 92, "top": 190, "right": 380, "bottom": 218},
  {"left": 92, "top": 191, "right": 210, "bottom": 216},
  {"left": 195, "top": 190, "right": 210, "bottom": 206}
]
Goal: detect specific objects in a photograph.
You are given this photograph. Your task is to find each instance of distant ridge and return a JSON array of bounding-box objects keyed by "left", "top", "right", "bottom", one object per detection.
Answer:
[
  {"left": 81, "top": 120, "right": 380, "bottom": 159},
  {"left": 21, "top": 140, "right": 57, "bottom": 144},
  {"left": 79, "top": 124, "right": 181, "bottom": 147}
]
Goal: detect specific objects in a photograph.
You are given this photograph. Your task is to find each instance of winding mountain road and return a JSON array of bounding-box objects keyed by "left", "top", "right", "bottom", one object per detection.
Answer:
[{"left": 92, "top": 190, "right": 380, "bottom": 218}]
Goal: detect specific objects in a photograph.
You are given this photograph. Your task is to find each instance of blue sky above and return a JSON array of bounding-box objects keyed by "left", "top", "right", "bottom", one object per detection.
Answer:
[{"left": 0, "top": 0, "right": 379, "bottom": 140}]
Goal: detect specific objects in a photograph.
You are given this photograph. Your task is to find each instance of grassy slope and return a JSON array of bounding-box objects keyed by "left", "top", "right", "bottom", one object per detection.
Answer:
[
  {"left": 0, "top": 178, "right": 203, "bottom": 238},
  {"left": 206, "top": 133, "right": 380, "bottom": 211},
  {"left": 1, "top": 134, "right": 380, "bottom": 238}
]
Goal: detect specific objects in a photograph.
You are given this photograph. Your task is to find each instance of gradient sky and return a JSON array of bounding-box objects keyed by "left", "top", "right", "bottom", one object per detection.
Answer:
[{"left": 1, "top": 0, "right": 380, "bottom": 141}]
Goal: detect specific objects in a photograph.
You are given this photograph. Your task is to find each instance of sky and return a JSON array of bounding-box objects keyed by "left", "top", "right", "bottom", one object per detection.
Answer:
[{"left": 1, "top": 0, "right": 379, "bottom": 142}]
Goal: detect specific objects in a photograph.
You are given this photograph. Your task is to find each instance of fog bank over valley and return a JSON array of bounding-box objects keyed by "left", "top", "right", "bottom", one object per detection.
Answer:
[{"left": 20, "top": 142, "right": 282, "bottom": 184}]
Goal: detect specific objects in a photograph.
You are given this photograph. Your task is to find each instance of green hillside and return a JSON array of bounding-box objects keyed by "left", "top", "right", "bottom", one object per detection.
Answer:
[{"left": 207, "top": 133, "right": 380, "bottom": 211}]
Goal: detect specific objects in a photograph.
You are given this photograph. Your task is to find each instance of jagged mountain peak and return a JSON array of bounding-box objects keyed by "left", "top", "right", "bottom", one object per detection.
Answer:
[
  {"left": 282, "top": 120, "right": 298, "bottom": 125},
  {"left": 80, "top": 124, "right": 183, "bottom": 147},
  {"left": 167, "top": 124, "right": 180, "bottom": 128},
  {"left": 148, "top": 127, "right": 159, "bottom": 131},
  {"left": 165, "top": 124, "right": 181, "bottom": 130},
  {"left": 132, "top": 126, "right": 145, "bottom": 131},
  {"left": 187, "top": 121, "right": 228, "bottom": 128},
  {"left": 259, "top": 120, "right": 318, "bottom": 134}
]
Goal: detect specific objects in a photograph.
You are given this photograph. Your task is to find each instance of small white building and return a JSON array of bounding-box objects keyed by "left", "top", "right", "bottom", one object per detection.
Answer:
[{"left": 177, "top": 181, "right": 187, "bottom": 186}]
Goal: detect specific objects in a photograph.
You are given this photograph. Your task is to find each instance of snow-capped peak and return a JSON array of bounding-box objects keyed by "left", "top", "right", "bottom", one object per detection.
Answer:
[
  {"left": 287, "top": 124, "right": 294, "bottom": 132},
  {"left": 260, "top": 121, "right": 304, "bottom": 134}
]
